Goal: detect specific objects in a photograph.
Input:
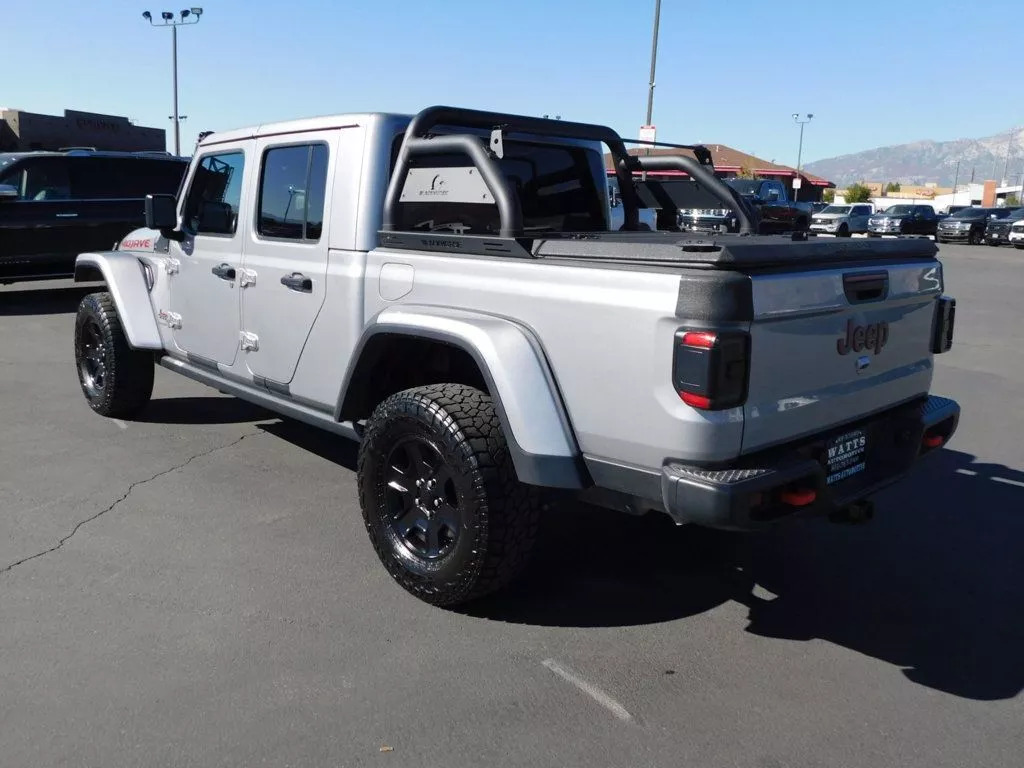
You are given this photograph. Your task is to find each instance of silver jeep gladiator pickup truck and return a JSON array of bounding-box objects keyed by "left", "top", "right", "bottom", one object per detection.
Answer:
[{"left": 71, "top": 106, "right": 960, "bottom": 606}]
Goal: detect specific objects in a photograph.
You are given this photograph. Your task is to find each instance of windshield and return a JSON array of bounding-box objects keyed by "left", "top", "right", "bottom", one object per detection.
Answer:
[
  {"left": 950, "top": 208, "right": 988, "bottom": 219},
  {"left": 725, "top": 179, "right": 763, "bottom": 195},
  {"left": 881, "top": 205, "right": 914, "bottom": 215},
  {"left": 821, "top": 206, "right": 851, "bottom": 214}
]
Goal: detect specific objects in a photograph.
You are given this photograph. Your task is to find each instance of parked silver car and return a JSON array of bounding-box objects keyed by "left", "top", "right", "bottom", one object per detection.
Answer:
[{"left": 809, "top": 203, "right": 874, "bottom": 237}]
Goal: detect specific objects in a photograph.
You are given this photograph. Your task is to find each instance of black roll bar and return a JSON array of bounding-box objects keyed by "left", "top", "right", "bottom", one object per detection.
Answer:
[{"left": 381, "top": 105, "right": 752, "bottom": 238}]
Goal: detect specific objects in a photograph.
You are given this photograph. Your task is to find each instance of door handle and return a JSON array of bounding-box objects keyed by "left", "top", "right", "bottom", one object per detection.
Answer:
[
  {"left": 211, "top": 263, "right": 236, "bottom": 281},
  {"left": 280, "top": 272, "right": 313, "bottom": 293}
]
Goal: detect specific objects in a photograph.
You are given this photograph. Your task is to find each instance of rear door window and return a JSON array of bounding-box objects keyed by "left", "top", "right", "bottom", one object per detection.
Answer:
[
  {"left": 256, "top": 143, "right": 329, "bottom": 241},
  {"left": 65, "top": 157, "right": 187, "bottom": 199},
  {"left": 0, "top": 157, "right": 71, "bottom": 200}
]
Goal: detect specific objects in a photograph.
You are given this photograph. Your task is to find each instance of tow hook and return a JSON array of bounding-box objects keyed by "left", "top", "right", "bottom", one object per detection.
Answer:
[{"left": 829, "top": 499, "right": 875, "bottom": 525}]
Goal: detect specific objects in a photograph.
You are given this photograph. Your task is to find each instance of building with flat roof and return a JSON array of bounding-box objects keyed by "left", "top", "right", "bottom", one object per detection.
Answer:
[{"left": 0, "top": 108, "right": 166, "bottom": 153}]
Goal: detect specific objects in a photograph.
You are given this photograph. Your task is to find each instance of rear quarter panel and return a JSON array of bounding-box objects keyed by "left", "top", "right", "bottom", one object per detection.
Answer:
[{"left": 362, "top": 249, "right": 746, "bottom": 469}]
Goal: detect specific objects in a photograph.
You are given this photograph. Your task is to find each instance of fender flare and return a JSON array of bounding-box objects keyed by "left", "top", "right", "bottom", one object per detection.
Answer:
[
  {"left": 338, "top": 306, "right": 589, "bottom": 490},
  {"left": 74, "top": 252, "right": 163, "bottom": 350}
]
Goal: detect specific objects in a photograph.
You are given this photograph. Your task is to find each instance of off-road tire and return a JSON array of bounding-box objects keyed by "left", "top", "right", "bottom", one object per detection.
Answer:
[
  {"left": 357, "top": 383, "right": 542, "bottom": 606},
  {"left": 968, "top": 228, "right": 982, "bottom": 245},
  {"left": 837, "top": 223, "right": 850, "bottom": 237},
  {"left": 74, "top": 292, "right": 154, "bottom": 418}
]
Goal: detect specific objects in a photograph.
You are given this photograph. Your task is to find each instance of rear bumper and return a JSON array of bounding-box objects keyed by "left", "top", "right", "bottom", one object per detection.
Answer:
[{"left": 661, "top": 395, "right": 960, "bottom": 531}]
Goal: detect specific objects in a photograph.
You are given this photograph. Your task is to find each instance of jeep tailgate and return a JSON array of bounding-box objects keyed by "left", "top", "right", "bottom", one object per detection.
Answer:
[{"left": 741, "top": 261, "right": 943, "bottom": 453}]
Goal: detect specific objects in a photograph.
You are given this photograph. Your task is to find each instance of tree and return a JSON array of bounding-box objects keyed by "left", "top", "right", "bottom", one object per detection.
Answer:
[
  {"left": 823, "top": 188, "right": 835, "bottom": 203},
  {"left": 736, "top": 165, "right": 756, "bottom": 179},
  {"left": 845, "top": 182, "right": 873, "bottom": 203},
  {"left": 1005, "top": 194, "right": 1020, "bottom": 206},
  {"left": 885, "top": 181, "right": 901, "bottom": 194}
]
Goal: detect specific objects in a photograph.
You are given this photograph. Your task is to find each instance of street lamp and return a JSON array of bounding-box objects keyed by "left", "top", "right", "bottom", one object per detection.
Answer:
[
  {"left": 792, "top": 112, "right": 813, "bottom": 202},
  {"left": 142, "top": 7, "right": 203, "bottom": 156}
]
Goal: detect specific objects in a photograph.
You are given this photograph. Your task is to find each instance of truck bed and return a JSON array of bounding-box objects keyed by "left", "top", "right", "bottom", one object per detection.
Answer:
[
  {"left": 379, "top": 230, "right": 939, "bottom": 271},
  {"left": 533, "top": 232, "right": 939, "bottom": 270}
]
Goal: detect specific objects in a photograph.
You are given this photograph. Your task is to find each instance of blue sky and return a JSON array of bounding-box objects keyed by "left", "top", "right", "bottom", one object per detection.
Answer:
[{"left": 4, "top": 0, "right": 1021, "bottom": 166}]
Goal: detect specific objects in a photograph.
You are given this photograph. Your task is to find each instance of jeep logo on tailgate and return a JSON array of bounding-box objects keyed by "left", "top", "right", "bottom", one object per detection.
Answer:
[{"left": 837, "top": 320, "right": 889, "bottom": 355}]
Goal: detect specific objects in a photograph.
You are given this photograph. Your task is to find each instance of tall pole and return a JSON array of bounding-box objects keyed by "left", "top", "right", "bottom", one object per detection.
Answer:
[
  {"left": 641, "top": 0, "right": 661, "bottom": 182},
  {"left": 172, "top": 23, "right": 180, "bottom": 156},
  {"left": 645, "top": 0, "right": 661, "bottom": 129},
  {"left": 795, "top": 122, "right": 805, "bottom": 201},
  {"left": 951, "top": 159, "right": 960, "bottom": 206},
  {"left": 1002, "top": 126, "right": 1014, "bottom": 187},
  {"left": 792, "top": 113, "right": 813, "bottom": 202},
  {"left": 143, "top": 9, "right": 202, "bottom": 157}
]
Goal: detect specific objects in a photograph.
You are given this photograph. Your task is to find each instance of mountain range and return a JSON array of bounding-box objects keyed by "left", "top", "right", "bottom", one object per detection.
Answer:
[{"left": 803, "top": 128, "right": 1024, "bottom": 188}]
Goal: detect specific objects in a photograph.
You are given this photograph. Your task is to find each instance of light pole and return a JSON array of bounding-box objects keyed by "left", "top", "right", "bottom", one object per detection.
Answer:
[
  {"left": 1001, "top": 126, "right": 1015, "bottom": 186},
  {"left": 641, "top": 0, "right": 662, "bottom": 181},
  {"left": 792, "top": 113, "right": 813, "bottom": 202},
  {"left": 142, "top": 7, "right": 203, "bottom": 156}
]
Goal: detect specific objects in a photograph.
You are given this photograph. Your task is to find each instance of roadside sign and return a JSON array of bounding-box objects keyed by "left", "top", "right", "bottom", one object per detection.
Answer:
[
  {"left": 792, "top": 177, "right": 803, "bottom": 189},
  {"left": 639, "top": 125, "right": 656, "bottom": 144}
]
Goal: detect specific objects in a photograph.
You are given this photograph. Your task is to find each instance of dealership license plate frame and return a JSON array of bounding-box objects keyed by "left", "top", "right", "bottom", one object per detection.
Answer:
[{"left": 825, "top": 428, "right": 868, "bottom": 486}]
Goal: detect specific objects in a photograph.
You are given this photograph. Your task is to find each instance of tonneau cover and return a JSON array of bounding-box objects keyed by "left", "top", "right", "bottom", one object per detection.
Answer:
[{"left": 532, "top": 233, "right": 938, "bottom": 269}]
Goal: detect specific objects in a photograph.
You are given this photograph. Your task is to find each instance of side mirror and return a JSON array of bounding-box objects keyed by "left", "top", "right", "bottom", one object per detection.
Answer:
[
  {"left": 0, "top": 184, "right": 19, "bottom": 201},
  {"left": 145, "top": 194, "right": 183, "bottom": 240}
]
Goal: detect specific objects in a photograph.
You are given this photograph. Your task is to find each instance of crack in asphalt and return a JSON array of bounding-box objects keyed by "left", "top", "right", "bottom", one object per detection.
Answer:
[{"left": 0, "top": 431, "right": 260, "bottom": 575}]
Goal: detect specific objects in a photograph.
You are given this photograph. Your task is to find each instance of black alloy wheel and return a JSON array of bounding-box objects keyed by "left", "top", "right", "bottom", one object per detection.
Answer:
[
  {"left": 358, "top": 383, "right": 542, "bottom": 606},
  {"left": 74, "top": 292, "right": 154, "bottom": 418},
  {"left": 383, "top": 436, "right": 462, "bottom": 561}
]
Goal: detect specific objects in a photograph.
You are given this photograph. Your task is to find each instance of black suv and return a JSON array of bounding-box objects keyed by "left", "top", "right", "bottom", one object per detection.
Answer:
[
  {"left": 984, "top": 207, "right": 1024, "bottom": 246},
  {"left": 936, "top": 206, "right": 1012, "bottom": 245},
  {"left": 866, "top": 204, "right": 939, "bottom": 237},
  {"left": 0, "top": 150, "right": 188, "bottom": 283}
]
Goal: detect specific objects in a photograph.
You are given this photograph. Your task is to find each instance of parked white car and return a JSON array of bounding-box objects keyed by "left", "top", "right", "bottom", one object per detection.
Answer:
[
  {"left": 810, "top": 203, "right": 875, "bottom": 237},
  {"left": 1010, "top": 219, "right": 1024, "bottom": 248}
]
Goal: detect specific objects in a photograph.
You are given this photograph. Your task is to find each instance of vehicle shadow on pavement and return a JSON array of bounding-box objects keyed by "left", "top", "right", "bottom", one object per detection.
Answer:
[
  {"left": 255, "top": 419, "right": 359, "bottom": 471},
  {"left": 0, "top": 285, "right": 97, "bottom": 316},
  {"left": 469, "top": 448, "right": 1024, "bottom": 701},
  {"left": 735, "top": 447, "right": 1024, "bottom": 701},
  {"left": 132, "top": 397, "right": 275, "bottom": 425}
]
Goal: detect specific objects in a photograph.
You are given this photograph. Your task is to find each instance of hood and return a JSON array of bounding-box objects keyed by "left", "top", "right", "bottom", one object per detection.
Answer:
[
  {"left": 116, "top": 227, "right": 164, "bottom": 252},
  {"left": 872, "top": 213, "right": 910, "bottom": 220}
]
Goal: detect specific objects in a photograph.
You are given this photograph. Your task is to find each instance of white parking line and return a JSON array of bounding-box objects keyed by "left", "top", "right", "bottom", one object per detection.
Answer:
[
  {"left": 541, "top": 658, "right": 634, "bottom": 723},
  {"left": 992, "top": 476, "right": 1024, "bottom": 489},
  {"left": 113, "top": 419, "right": 128, "bottom": 430}
]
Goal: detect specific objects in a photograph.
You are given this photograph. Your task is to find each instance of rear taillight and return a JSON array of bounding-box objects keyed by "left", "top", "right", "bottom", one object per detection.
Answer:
[
  {"left": 931, "top": 296, "right": 955, "bottom": 353},
  {"left": 672, "top": 329, "right": 750, "bottom": 410}
]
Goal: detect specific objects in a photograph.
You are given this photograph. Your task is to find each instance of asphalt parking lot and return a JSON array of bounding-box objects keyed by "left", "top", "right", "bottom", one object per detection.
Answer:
[{"left": 1, "top": 242, "right": 1022, "bottom": 768}]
